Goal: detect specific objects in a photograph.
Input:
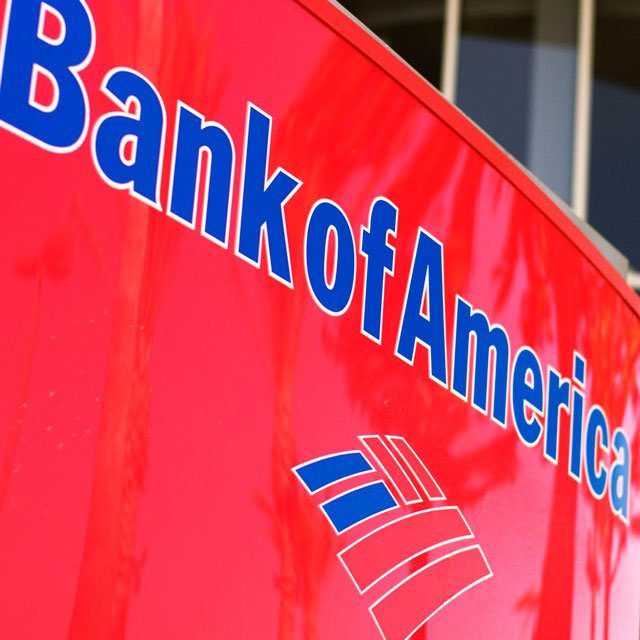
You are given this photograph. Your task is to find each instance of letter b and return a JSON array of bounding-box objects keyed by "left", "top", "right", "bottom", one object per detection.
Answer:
[{"left": 0, "top": 0, "right": 94, "bottom": 151}]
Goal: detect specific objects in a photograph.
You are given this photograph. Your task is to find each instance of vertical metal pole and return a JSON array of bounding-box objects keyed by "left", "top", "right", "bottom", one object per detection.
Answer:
[
  {"left": 572, "top": 0, "right": 595, "bottom": 220},
  {"left": 441, "top": 0, "right": 462, "bottom": 102}
]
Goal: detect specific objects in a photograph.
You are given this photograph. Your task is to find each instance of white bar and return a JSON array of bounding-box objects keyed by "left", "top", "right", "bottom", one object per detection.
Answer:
[
  {"left": 571, "top": 0, "right": 595, "bottom": 220},
  {"left": 441, "top": 0, "right": 462, "bottom": 101},
  {"left": 627, "top": 269, "right": 640, "bottom": 291}
]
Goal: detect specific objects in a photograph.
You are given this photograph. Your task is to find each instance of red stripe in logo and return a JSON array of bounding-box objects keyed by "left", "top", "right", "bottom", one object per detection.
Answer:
[
  {"left": 387, "top": 436, "right": 446, "bottom": 500},
  {"left": 370, "top": 545, "right": 493, "bottom": 640},
  {"left": 360, "top": 435, "right": 422, "bottom": 504},
  {"left": 339, "top": 506, "right": 473, "bottom": 593}
]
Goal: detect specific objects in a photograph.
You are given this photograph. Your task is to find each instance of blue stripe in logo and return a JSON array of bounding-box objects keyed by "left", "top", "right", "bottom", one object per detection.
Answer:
[
  {"left": 294, "top": 451, "right": 372, "bottom": 493},
  {"left": 322, "top": 481, "right": 397, "bottom": 532}
]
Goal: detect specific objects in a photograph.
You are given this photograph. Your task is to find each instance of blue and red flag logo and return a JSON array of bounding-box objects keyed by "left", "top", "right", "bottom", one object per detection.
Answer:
[{"left": 293, "top": 435, "right": 493, "bottom": 640}]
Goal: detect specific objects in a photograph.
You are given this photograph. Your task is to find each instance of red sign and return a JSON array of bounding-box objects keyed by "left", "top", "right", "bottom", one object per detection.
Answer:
[{"left": 0, "top": 0, "right": 638, "bottom": 638}]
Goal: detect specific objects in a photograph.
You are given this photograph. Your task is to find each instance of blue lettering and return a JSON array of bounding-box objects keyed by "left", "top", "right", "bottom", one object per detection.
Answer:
[
  {"left": 585, "top": 405, "right": 609, "bottom": 499},
  {"left": 305, "top": 200, "right": 356, "bottom": 315},
  {"left": 93, "top": 68, "right": 165, "bottom": 208},
  {"left": 569, "top": 353, "right": 586, "bottom": 481},
  {"left": 168, "top": 102, "right": 234, "bottom": 244},
  {"left": 609, "top": 428, "right": 630, "bottom": 523},
  {"left": 396, "top": 229, "right": 447, "bottom": 387},
  {"left": 544, "top": 368, "right": 570, "bottom": 463},
  {"left": 452, "top": 298, "right": 510, "bottom": 425},
  {"left": 0, "top": 0, "right": 94, "bottom": 151},
  {"left": 236, "top": 104, "right": 301, "bottom": 287},
  {"left": 360, "top": 198, "right": 397, "bottom": 342},
  {"left": 511, "top": 347, "right": 544, "bottom": 446}
]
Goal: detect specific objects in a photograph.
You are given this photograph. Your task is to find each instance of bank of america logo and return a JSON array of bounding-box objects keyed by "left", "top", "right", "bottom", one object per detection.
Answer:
[{"left": 292, "top": 435, "right": 492, "bottom": 640}]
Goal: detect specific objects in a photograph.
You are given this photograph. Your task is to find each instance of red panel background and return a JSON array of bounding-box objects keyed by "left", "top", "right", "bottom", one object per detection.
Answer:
[{"left": 0, "top": 0, "right": 638, "bottom": 638}]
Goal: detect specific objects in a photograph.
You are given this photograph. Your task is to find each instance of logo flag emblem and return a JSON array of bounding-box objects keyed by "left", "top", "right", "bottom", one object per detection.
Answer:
[{"left": 293, "top": 435, "right": 493, "bottom": 640}]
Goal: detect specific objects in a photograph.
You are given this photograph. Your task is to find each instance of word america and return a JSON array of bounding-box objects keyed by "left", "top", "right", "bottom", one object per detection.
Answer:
[{"left": 0, "top": 0, "right": 630, "bottom": 522}]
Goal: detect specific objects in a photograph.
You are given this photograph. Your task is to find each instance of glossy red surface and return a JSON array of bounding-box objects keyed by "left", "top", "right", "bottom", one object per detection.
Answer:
[{"left": 0, "top": 0, "right": 639, "bottom": 638}]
